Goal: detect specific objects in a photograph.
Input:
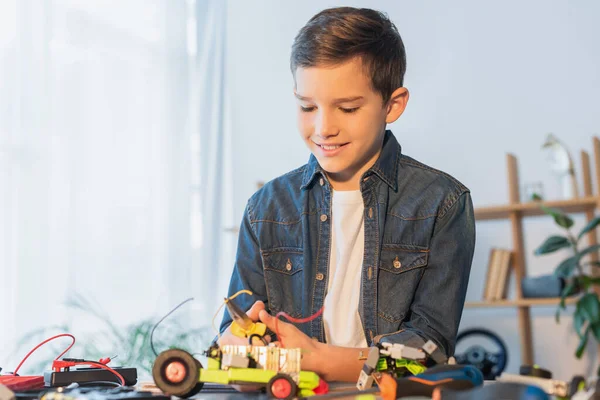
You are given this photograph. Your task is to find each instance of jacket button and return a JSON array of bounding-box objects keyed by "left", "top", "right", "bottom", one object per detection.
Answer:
[
  {"left": 320, "top": 214, "right": 328, "bottom": 222},
  {"left": 319, "top": 178, "right": 324, "bottom": 186},
  {"left": 393, "top": 256, "right": 401, "bottom": 269},
  {"left": 285, "top": 259, "right": 292, "bottom": 271},
  {"left": 316, "top": 273, "right": 324, "bottom": 281}
]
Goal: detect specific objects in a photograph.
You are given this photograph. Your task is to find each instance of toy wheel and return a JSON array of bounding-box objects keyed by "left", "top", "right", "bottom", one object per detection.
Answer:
[
  {"left": 267, "top": 374, "right": 297, "bottom": 400},
  {"left": 454, "top": 328, "right": 508, "bottom": 380},
  {"left": 569, "top": 375, "right": 586, "bottom": 396},
  {"left": 152, "top": 349, "right": 204, "bottom": 398}
]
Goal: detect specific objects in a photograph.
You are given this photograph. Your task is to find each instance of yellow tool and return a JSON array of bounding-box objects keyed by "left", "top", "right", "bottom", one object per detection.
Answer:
[{"left": 224, "top": 297, "right": 267, "bottom": 339}]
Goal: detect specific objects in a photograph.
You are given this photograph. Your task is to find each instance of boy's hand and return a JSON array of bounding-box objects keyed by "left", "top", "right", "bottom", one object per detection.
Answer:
[
  {"left": 217, "top": 300, "right": 271, "bottom": 347},
  {"left": 258, "top": 309, "right": 325, "bottom": 375}
]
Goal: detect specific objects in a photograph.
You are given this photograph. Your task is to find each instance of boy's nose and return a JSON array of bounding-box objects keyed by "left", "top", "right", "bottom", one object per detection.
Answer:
[{"left": 315, "top": 112, "right": 339, "bottom": 138}]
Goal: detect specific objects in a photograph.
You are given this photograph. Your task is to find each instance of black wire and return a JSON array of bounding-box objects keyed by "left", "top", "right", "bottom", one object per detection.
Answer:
[
  {"left": 248, "top": 334, "right": 268, "bottom": 346},
  {"left": 150, "top": 297, "right": 194, "bottom": 356}
]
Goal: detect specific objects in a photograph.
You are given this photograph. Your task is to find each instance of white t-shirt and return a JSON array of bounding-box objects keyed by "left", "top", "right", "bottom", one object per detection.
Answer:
[{"left": 323, "top": 189, "right": 368, "bottom": 348}]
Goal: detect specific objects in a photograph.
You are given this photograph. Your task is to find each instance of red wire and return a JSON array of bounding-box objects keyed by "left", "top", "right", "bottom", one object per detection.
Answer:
[
  {"left": 73, "top": 361, "right": 126, "bottom": 386},
  {"left": 13, "top": 333, "right": 76, "bottom": 376},
  {"left": 11, "top": 333, "right": 125, "bottom": 386},
  {"left": 275, "top": 306, "right": 324, "bottom": 348}
]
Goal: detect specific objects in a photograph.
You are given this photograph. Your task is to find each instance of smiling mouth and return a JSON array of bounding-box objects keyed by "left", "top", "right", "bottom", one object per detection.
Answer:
[{"left": 315, "top": 142, "right": 348, "bottom": 150}]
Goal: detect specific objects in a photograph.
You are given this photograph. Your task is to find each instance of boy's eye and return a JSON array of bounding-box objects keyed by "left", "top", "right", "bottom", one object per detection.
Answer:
[
  {"left": 340, "top": 107, "right": 359, "bottom": 114},
  {"left": 300, "top": 106, "right": 316, "bottom": 112}
]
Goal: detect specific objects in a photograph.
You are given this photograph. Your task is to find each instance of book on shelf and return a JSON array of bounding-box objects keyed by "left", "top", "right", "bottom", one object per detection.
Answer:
[
  {"left": 483, "top": 248, "right": 498, "bottom": 300},
  {"left": 483, "top": 248, "right": 513, "bottom": 301}
]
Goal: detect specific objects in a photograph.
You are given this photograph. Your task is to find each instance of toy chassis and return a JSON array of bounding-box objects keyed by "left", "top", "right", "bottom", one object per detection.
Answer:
[{"left": 152, "top": 344, "right": 327, "bottom": 399}]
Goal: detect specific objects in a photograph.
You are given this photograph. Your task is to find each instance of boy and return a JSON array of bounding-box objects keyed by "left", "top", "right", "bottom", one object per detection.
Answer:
[{"left": 218, "top": 7, "right": 475, "bottom": 383}]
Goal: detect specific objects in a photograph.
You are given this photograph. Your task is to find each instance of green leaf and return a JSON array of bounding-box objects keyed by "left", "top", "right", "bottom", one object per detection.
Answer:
[
  {"left": 540, "top": 205, "right": 574, "bottom": 229},
  {"left": 577, "top": 244, "right": 600, "bottom": 259},
  {"left": 535, "top": 235, "right": 571, "bottom": 255},
  {"left": 560, "top": 280, "right": 578, "bottom": 308},
  {"left": 579, "top": 216, "right": 600, "bottom": 240},
  {"left": 555, "top": 245, "right": 600, "bottom": 278},
  {"left": 555, "top": 307, "right": 561, "bottom": 323},
  {"left": 577, "top": 293, "right": 600, "bottom": 322},
  {"left": 554, "top": 255, "right": 579, "bottom": 277},
  {"left": 574, "top": 308, "right": 585, "bottom": 337},
  {"left": 578, "top": 276, "right": 600, "bottom": 290},
  {"left": 583, "top": 261, "right": 600, "bottom": 268},
  {"left": 575, "top": 326, "right": 590, "bottom": 359},
  {"left": 531, "top": 193, "right": 543, "bottom": 201},
  {"left": 591, "top": 322, "right": 600, "bottom": 341}
]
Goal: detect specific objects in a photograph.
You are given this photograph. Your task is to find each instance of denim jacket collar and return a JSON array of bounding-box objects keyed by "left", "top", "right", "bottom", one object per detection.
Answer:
[{"left": 300, "top": 130, "right": 400, "bottom": 191}]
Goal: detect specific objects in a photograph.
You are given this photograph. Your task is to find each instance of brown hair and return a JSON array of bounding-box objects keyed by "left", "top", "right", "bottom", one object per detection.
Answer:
[{"left": 291, "top": 7, "right": 406, "bottom": 103}]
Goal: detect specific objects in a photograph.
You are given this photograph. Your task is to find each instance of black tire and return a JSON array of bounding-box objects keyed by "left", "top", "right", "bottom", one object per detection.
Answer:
[
  {"left": 455, "top": 328, "right": 508, "bottom": 380},
  {"left": 266, "top": 374, "right": 297, "bottom": 400},
  {"left": 569, "top": 375, "right": 586, "bottom": 397},
  {"left": 519, "top": 365, "right": 552, "bottom": 379},
  {"left": 152, "top": 349, "right": 204, "bottom": 398}
]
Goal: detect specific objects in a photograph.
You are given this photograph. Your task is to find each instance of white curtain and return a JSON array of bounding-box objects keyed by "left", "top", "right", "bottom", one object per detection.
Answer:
[{"left": 0, "top": 0, "right": 232, "bottom": 372}]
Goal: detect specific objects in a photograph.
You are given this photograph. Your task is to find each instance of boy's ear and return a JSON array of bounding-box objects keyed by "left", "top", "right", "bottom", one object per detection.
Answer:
[{"left": 385, "top": 87, "right": 409, "bottom": 124}]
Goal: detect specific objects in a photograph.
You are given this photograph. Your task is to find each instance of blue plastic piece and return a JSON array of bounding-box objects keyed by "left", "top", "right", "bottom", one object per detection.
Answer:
[{"left": 438, "top": 382, "right": 550, "bottom": 400}]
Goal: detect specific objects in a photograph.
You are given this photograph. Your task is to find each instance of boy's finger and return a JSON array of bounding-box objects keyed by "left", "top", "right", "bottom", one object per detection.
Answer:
[
  {"left": 218, "top": 331, "right": 249, "bottom": 347},
  {"left": 258, "top": 309, "right": 282, "bottom": 331},
  {"left": 245, "top": 300, "right": 265, "bottom": 321}
]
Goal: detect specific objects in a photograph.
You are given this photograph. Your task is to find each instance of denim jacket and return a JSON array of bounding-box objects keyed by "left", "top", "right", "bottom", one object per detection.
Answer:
[{"left": 220, "top": 131, "right": 475, "bottom": 359}]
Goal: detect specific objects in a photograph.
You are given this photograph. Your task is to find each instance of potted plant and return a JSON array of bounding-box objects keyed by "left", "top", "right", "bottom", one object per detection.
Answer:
[
  {"left": 533, "top": 196, "right": 600, "bottom": 374},
  {"left": 8, "top": 294, "right": 211, "bottom": 378}
]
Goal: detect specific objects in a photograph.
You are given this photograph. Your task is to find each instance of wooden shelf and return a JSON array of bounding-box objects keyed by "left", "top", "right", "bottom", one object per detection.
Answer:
[
  {"left": 469, "top": 138, "right": 600, "bottom": 365},
  {"left": 475, "top": 196, "right": 599, "bottom": 221},
  {"left": 465, "top": 296, "right": 579, "bottom": 308}
]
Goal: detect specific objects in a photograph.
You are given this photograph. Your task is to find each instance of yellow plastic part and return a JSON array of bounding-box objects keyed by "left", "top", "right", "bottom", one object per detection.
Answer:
[{"left": 230, "top": 320, "right": 267, "bottom": 338}]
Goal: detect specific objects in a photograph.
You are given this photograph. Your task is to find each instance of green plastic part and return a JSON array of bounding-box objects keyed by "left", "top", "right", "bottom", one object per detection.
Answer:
[
  {"left": 207, "top": 357, "right": 220, "bottom": 370},
  {"left": 298, "top": 389, "right": 316, "bottom": 397},
  {"left": 376, "top": 357, "right": 427, "bottom": 377},
  {"left": 298, "top": 371, "right": 320, "bottom": 390},
  {"left": 200, "top": 368, "right": 277, "bottom": 385},
  {"left": 396, "top": 359, "right": 427, "bottom": 375}
]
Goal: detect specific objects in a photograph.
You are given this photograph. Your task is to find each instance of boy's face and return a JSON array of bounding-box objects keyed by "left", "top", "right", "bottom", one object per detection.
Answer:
[{"left": 294, "top": 57, "right": 407, "bottom": 190}]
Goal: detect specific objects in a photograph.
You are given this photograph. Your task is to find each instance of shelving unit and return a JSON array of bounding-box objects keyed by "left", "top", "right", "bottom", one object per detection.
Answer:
[
  {"left": 465, "top": 137, "right": 600, "bottom": 365},
  {"left": 474, "top": 196, "right": 599, "bottom": 220},
  {"left": 465, "top": 297, "right": 579, "bottom": 308}
]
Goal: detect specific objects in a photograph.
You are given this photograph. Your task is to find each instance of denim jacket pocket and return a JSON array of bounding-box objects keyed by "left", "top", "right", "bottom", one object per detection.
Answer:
[
  {"left": 262, "top": 248, "right": 304, "bottom": 318},
  {"left": 378, "top": 245, "right": 429, "bottom": 324}
]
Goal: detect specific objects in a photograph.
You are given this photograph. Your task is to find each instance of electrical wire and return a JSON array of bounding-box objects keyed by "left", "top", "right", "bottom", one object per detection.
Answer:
[
  {"left": 12, "top": 334, "right": 124, "bottom": 387},
  {"left": 13, "top": 333, "right": 76, "bottom": 376},
  {"left": 77, "top": 381, "right": 121, "bottom": 387},
  {"left": 70, "top": 361, "right": 125, "bottom": 386},
  {"left": 211, "top": 302, "right": 227, "bottom": 343},
  {"left": 275, "top": 306, "right": 324, "bottom": 348},
  {"left": 248, "top": 333, "right": 268, "bottom": 346},
  {"left": 212, "top": 289, "right": 253, "bottom": 343},
  {"left": 150, "top": 297, "right": 194, "bottom": 357}
]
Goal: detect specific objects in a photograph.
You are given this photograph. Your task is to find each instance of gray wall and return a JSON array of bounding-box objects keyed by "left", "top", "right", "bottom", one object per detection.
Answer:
[{"left": 224, "top": 0, "right": 600, "bottom": 379}]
